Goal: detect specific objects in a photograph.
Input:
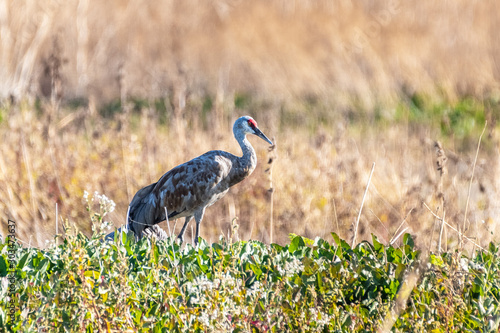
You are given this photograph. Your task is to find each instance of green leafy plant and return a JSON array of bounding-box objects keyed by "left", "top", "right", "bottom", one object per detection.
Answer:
[{"left": 1, "top": 221, "right": 499, "bottom": 332}]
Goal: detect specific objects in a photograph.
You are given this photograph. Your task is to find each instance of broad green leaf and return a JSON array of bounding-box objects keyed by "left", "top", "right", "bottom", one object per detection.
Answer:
[
  {"left": 372, "top": 234, "right": 384, "bottom": 253},
  {"left": 331, "top": 233, "right": 341, "bottom": 247},
  {"left": 250, "top": 263, "right": 262, "bottom": 278},
  {"left": 403, "top": 233, "right": 414, "bottom": 248},
  {"left": 17, "top": 252, "right": 29, "bottom": 270},
  {"left": 36, "top": 258, "right": 49, "bottom": 275},
  {"left": 0, "top": 256, "right": 7, "bottom": 276},
  {"left": 488, "top": 242, "right": 497, "bottom": 254},
  {"left": 289, "top": 236, "right": 305, "bottom": 253},
  {"left": 270, "top": 243, "right": 283, "bottom": 252}
]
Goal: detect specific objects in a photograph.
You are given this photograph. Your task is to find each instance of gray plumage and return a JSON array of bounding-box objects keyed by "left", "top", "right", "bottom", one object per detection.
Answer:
[
  {"left": 105, "top": 224, "right": 168, "bottom": 242},
  {"left": 127, "top": 116, "right": 272, "bottom": 244}
]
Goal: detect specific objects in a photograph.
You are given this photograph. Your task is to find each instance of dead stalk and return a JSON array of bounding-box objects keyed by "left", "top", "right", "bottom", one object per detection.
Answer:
[
  {"left": 352, "top": 162, "right": 375, "bottom": 247},
  {"left": 390, "top": 208, "right": 413, "bottom": 245},
  {"left": 333, "top": 199, "right": 339, "bottom": 236},
  {"left": 434, "top": 141, "right": 447, "bottom": 253},
  {"left": 21, "top": 133, "right": 42, "bottom": 246},
  {"left": 423, "top": 202, "right": 485, "bottom": 251},
  {"left": 165, "top": 207, "right": 172, "bottom": 237},
  {"left": 378, "top": 251, "right": 427, "bottom": 333},
  {"left": 462, "top": 121, "right": 487, "bottom": 252},
  {"left": 55, "top": 202, "right": 58, "bottom": 245},
  {"left": 191, "top": 224, "right": 194, "bottom": 246},
  {"left": 438, "top": 211, "right": 446, "bottom": 253},
  {"left": 266, "top": 138, "right": 277, "bottom": 243},
  {"left": 390, "top": 227, "right": 409, "bottom": 245}
]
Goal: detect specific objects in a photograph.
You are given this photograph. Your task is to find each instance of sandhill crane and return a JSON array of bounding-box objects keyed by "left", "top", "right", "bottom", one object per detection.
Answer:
[{"left": 127, "top": 116, "right": 272, "bottom": 244}]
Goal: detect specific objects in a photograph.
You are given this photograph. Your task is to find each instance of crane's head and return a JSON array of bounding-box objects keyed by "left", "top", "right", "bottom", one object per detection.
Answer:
[{"left": 234, "top": 116, "right": 273, "bottom": 145}]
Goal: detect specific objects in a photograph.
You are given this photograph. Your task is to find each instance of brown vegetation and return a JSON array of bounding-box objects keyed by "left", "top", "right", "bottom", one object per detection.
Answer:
[
  {"left": 1, "top": 103, "right": 498, "bottom": 251},
  {"left": 1, "top": 0, "right": 499, "bottom": 106},
  {"left": 0, "top": 0, "right": 499, "bottom": 250}
]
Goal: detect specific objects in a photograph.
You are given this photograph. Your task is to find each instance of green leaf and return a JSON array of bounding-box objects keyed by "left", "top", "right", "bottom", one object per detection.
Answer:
[
  {"left": 37, "top": 258, "right": 50, "bottom": 275},
  {"left": 302, "top": 236, "right": 315, "bottom": 246},
  {"left": 84, "top": 270, "right": 100, "bottom": 280},
  {"left": 332, "top": 232, "right": 352, "bottom": 250},
  {"left": 196, "top": 255, "right": 208, "bottom": 273},
  {"left": 133, "top": 309, "right": 143, "bottom": 325},
  {"left": 270, "top": 243, "right": 284, "bottom": 252},
  {"left": 302, "top": 257, "right": 315, "bottom": 275},
  {"left": 430, "top": 254, "right": 444, "bottom": 267},
  {"left": 395, "top": 263, "right": 406, "bottom": 279},
  {"left": 372, "top": 234, "right": 384, "bottom": 253},
  {"left": 289, "top": 236, "right": 305, "bottom": 253},
  {"left": 331, "top": 233, "right": 341, "bottom": 247},
  {"left": 488, "top": 242, "right": 497, "bottom": 254},
  {"left": 403, "top": 233, "right": 414, "bottom": 248},
  {"left": 147, "top": 303, "right": 159, "bottom": 316},
  {"left": 17, "top": 252, "right": 29, "bottom": 270},
  {"left": 388, "top": 279, "right": 399, "bottom": 296},
  {"left": 152, "top": 243, "right": 159, "bottom": 265},
  {"left": 316, "top": 272, "right": 324, "bottom": 292},
  {"left": 250, "top": 263, "right": 262, "bottom": 278},
  {"left": 0, "top": 256, "right": 7, "bottom": 276}
]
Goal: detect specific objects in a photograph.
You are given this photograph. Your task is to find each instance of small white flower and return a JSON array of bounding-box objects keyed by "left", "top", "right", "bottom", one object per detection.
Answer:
[
  {"left": 198, "top": 312, "right": 210, "bottom": 326},
  {"left": 89, "top": 191, "right": 116, "bottom": 213},
  {"left": 83, "top": 190, "right": 89, "bottom": 200},
  {"left": 460, "top": 258, "right": 469, "bottom": 272}
]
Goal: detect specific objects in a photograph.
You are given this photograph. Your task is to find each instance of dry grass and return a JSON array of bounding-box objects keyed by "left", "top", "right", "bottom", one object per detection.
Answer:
[
  {"left": 1, "top": 0, "right": 499, "bottom": 107},
  {"left": 0, "top": 0, "right": 499, "bottom": 249},
  {"left": 1, "top": 101, "right": 498, "bottom": 251}
]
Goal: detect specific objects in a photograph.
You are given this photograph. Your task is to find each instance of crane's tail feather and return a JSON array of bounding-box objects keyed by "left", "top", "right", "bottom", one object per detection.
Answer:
[{"left": 127, "top": 183, "right": 158, "bottom": 239}]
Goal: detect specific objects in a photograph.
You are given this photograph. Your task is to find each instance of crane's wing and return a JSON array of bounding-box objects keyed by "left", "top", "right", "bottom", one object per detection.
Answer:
[
  {"left": 127, "top": 182, "right": 158, "bottom": 231},
  {"left": 127, "top": 152, "right": 233, "bottom": 235}
]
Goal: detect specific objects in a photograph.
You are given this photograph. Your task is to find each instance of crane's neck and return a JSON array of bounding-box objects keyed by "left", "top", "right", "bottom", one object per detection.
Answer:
[{"left": 235, "top": 130, "right": 257, "bottom": 175}]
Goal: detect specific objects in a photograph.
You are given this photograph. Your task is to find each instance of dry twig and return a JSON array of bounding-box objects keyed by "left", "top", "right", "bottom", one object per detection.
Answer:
[
  {"left": 434, "top": 141, "right": 447, "bottom": 252},
  {"left": 352, "top": 162, "right": 375, "bottom": 247},
  {"left": 462, "top": 121, "right": 487, "bottom": 251},
  {"left": 266, "top": 138, "right": 277, "bottom": 243}
]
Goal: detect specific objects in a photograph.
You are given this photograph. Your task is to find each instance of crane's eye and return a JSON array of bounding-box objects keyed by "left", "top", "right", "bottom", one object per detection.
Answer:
[{"left": 247, "top": 119, "right": 257, "bottom": 128}]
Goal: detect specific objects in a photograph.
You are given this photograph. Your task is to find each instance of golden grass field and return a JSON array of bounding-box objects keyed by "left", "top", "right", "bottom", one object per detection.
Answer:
[{"left": 1, "top": 0, "right": 499, "bottom": 251}]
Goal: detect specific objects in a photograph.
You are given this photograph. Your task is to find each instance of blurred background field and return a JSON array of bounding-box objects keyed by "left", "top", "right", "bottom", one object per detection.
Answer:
[{"left": 0, "top": 0, "right": 499, "bottom": 250}]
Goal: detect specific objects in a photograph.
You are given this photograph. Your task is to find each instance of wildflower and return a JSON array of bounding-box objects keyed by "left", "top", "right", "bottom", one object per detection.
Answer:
[
  {"left": 89, "top": 191, "right": 116, "bottom": 213},
  {"left": 198, "top": 312, "right": 210, "bottom": 326}
]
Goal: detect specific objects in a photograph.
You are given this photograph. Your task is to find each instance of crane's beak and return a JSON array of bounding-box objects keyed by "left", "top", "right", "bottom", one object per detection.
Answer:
[{"left": 253, "top": 127, "right": 273, "bottom": 145}]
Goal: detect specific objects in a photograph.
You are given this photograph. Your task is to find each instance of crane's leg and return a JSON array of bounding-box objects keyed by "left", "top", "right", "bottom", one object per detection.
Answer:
[
  {"left": 177, "top": 216, "right": 192, "bottom": 243},
  {"left": 193, "top": 208, "right": 205, "bottom": 246}
]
